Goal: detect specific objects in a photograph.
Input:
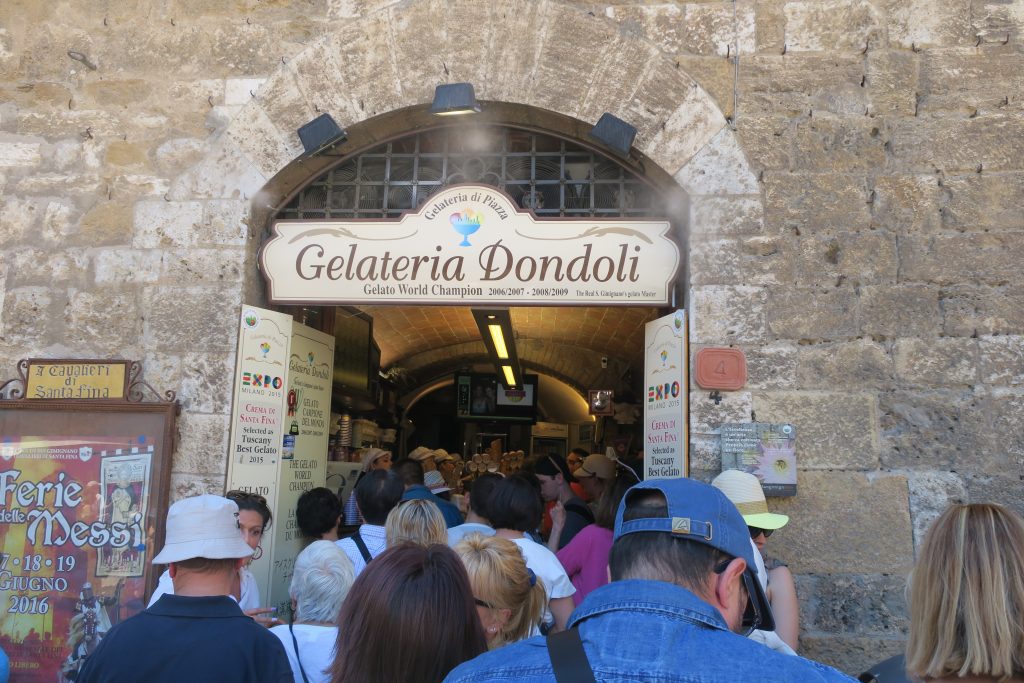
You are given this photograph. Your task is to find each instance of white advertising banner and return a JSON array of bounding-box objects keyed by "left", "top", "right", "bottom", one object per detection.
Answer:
[
  {"left": 266, "top": 323, "right": 334, "bottom": 619},
  {"left": 643, "top": 310, "right": 688, "bottom": 479},
  {"left": 260, "top": 184, "right": 680, "bottom": 306}
]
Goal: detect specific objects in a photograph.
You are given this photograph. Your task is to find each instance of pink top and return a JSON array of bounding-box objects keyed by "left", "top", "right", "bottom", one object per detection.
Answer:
[{"left": 556, "top": 524, "right": 614, "bottom": 606}]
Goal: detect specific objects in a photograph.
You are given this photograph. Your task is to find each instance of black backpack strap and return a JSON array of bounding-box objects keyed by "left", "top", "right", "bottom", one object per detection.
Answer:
[
  {"left": 288, "top": 621, "right": 311, "bottom": 683},
  {"left": 564, "top": 501, "right": 595, "bottom": 525},
  {"left": 351, "top": 531, "right": 373, "bottom": 564},
  {"left": 546, "top": 627, "right": 596, "bottom": 683}
]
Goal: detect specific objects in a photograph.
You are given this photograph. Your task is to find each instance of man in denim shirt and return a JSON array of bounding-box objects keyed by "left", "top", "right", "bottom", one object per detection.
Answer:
[{"left": 445, "top": 477, "right": 855, "bottom": 683}]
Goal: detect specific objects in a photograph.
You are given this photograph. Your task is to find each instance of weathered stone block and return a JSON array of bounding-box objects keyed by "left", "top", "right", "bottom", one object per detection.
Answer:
[
  {"left": 173, "top": 412, "right": 231, "bottom": 476},
  {"left": 690, "top": 236, "right": 792, "bottom": 286},
  {"left": 890, "top": 115, "right": 1024, "bottom": 172},
  {"left": 872, "top": 175, "right": 942, "bottom": 233},
  {"left": 766, "top": 286, "right": 859, "bottom": 341},
  {"left": 800, "top": 635, "right": 906, "bottom": 679},
  {"left": 180, "top": 351, "right": 235, "bottom": 414},
  {"left": 796, "top": 339, "right": 894, "bottom": 390},
  {"left": 78, "top": 200, "right": 133, "bottom": 246},
  {"left": 894, "top": 337, "right": 978, "bottom": 387},
  {"left": 783, "top": 0, "right": 882, "bottom": 52},
  {"left": 690, "top": 195, "right": 765, "bottom": 238},
  {"left": 671, "top": 56, "right": 735, "bottom": 119},
  {"left": 942, "top": 173, "right": 1024, "bottom": 232},
  {"left": 979, "top": 335, "right": 1024, "bottom": 386},
  {"left": 743, "top": 342, "right": 799, "bottom": 389},
  {"left": 751, "top": 391, "right": 879, "bottom": 468},
  {"left": 734, "top": 115, "right": 793, "bottom": 172},
  {"left": 799, "top": 573, "right": 908, "bottom": 636},
  {"left": 675, "top": 128, "right": 758, "bottom": 196},
  {"left": 918, "top": 48, "right": 1024, "bottom": 115},
  {"left": 224, "top": 78, "right": 266, "bottom": 107},
  {"left": 104, "top": 140, "right": 150, "bottom": 168},
  {"left": 764, "top": 173, "right": 871, "bottom": 232},
  {"left": 94, "top": 249, "right": 163, "bottom": 284},
  {"left": 905, "top": 470, "right": 967, "bottom": 549},
  {"left": 792, "top": 231, "right": 897, "bottom": 286},
  {"left": 7, "top": 248, "right": 90, "bottom": 289},
  {"left": 64, "top": 289, "right": 142, "bottom": 355},
  {"left": 688, "top": 433, "right": 721, "bottom": 474},
  {"left": 769, "top": 471, "right": 912, "bottom": 573},
  {"left": 167, "top": 138, "right": 267, "bottom": 201},
  {"left": 169, "top": 472, "right": 227, "bottom": 503},
  {"left": 133, "top": 200, "right": 203, "bottom": 248},
  {"left": 0, "top": 141, "right": 42, "bottom": 167},
  {"left": 0, "top": 196, "right": 40, "bottom": 243},
  {"left": 634, "top": 74, "right": 725, "bottom": 176},
  {"left": 859, "top": 285, "right": 941, "bottom": 338},
  {"left": 224, "top": 104, "right": 298, "bottom": 179},
  {"left": 737, "top": 54, "right": 863, "bottom": 117},
  {"left": 1, "top": 287, "right": 52, "bottom": 345},
  {"left": 791, "top": 115, "right": 887, "bottom": 172},
  {"left": 162, "top": 248, "right": 246, "bottom": 284},
  {"left": 941, "top": 285, "right": 1024, "bottom": 336},
  {"left": 155, "top": 138, "right": 206, "bottom": 175},
  {"left": 690, "top": 285, "right": 767, "bottom": 344},
  {"left": 970, "top": 1, "right": 1024, "bottom": 44},
  {"left": 879, "top": 389, "right": 989, "bottom": 470},
  {"left": 142, "top": 285, "right": 241, "bottom": 352},
  {"left": 966, "top": 473, "right": 1024, "bottom": 519},
  {"left": 988, "top": 390, "right": 1024, "bottom": 465},
  {"left": 884, "top": 0, "right": 973, "bottom": 49},
  {"left": 866, "top": 50, "right": 918, "bottom": 116},
  {"left": 689, "top": 388, "right": 753, "bottom": 434},
  {"left": 900, "top": 233, "right": 1024, "bottom": 286},
  {"left": 200, "top": 199, "right": 251, "bottom": 246}
]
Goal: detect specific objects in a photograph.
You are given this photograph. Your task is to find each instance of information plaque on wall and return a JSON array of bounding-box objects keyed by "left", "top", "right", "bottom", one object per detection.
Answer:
[{"left": 720, "top": 422, "right": 797, "bottom": 496}]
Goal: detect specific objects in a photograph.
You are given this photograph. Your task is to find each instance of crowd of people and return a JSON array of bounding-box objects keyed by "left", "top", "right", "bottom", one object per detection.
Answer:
[{"left": 73, "top": 448, "right": 1024, "bottom": 683}]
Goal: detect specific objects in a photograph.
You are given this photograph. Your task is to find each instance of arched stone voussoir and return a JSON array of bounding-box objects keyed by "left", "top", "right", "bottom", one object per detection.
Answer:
[
  {"left": 674, "top": 127, "right": 759, "bottom": 197},
  {"left": 167, "top": 137, "right": 269, "bottom": 202}
]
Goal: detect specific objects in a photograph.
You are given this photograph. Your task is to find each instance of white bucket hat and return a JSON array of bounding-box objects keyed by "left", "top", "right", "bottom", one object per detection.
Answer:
[
  {"left": 710, "top": 469, "right": 789, "bottom": 531},
  {"left": 152, "top": 494, "right": 255, "bottom": 564}
]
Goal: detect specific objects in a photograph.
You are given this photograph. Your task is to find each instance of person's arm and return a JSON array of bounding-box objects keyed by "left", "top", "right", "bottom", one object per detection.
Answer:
[
  {"left": 555, "top": 527, "right": 587, "bottom": 579},
  {"left": 547, "top": 501, "right": 565, "bottom": 553},
  {"left": 548, "top": 596, "right": 575, "bottom": 633},
  {"left": 767, "top": 565, "right": 799, "bottom": 651}
]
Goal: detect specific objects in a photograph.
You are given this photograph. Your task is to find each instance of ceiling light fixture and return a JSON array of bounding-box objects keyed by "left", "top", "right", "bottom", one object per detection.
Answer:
[{"left": 472, "top": 308, "right": 521, "bottom": 388}]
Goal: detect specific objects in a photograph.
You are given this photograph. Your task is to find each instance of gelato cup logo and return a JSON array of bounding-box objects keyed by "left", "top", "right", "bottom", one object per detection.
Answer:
[
  {"left": 243, "top": 310, "right": 261, "bottom": 328},
  {"left": 450, "top": 209, "right": 483, "bottom": 246}
]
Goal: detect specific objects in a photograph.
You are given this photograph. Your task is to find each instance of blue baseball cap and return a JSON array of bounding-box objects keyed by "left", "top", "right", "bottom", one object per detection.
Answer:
[{"left": 614, "top": 477, "right": 776, "bottom": 633}]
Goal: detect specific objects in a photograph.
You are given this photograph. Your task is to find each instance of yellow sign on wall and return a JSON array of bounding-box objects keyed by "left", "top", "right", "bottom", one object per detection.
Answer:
[{"left": 25, "top": 359, "right": 129, "bottom": 399}]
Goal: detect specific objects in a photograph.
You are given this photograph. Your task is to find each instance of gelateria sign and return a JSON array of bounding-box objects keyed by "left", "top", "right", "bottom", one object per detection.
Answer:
[{"left": 260, "top": 184, "right": 680, "bottom": 306}]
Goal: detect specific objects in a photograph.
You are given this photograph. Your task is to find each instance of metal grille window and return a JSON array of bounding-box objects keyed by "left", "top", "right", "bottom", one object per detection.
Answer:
[{"left": 277, "top": 126, "right": 662, "bottom": 220}]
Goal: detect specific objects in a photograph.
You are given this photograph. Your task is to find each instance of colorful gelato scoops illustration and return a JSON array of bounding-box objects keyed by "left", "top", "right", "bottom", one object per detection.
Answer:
[
  {"left": 307, "top": 352, "right": 315, "bottom": 366},
  {"left": 660, "top": 349, "right": 669, "bottom": 365},
  {"left": 450, "top": 209, "right": 483, "bottom": 247},
  {"left": 244, "top": 312, "right": 258, "bottom": 327},
  {"left": 259, "top": 342, "right": 271, "bottom": 358}
]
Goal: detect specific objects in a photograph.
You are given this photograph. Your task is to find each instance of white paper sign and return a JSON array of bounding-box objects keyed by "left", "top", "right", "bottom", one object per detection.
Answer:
[
  {"left": 259, "top": 184, "right": 680, "bottom": 306},
  {"left": 643, "top": 310, "right": 688, "bottom": 479}
]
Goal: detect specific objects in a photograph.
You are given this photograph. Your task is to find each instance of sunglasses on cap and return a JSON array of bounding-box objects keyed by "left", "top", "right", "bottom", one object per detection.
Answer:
[{"left": 748, "top": 526, "right": 773, "bottom": 539}]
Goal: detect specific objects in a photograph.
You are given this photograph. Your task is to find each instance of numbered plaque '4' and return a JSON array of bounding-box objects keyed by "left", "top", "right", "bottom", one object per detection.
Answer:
[{"left": 694, "top": 348, "right": 747, "bottom": 391}]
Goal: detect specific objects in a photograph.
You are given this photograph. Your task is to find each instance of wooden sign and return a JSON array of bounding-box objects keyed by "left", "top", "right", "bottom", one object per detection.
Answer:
[{"left": 24, "top": 360, "right": 129, "bottom": 400}]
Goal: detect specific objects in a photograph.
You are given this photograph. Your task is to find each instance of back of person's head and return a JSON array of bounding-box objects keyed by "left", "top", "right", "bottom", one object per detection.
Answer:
[
  {"left": 454, "top": 534, "right": 546, "bottom": 648},
  {"left": 906, "top": 503, "right": 1024, "bottom": 681},
  {"left": 393, "top": 457, "right": 425, "bottom": 487},
  {"left": 487, "top": 473, "right": 544, "bottom": 532},
  {"left": 290, "top": 540, "right": 355, "bottom": 623},
  {"left": 608, "top": 489, "right": 728, "bottom": 590},
  {"left": 468, "top": 473, "right": 503, "bottom": 520},
  {"left": 153, "top": 494, "right": 255, "bottom": 583},
  {"left": 296, "top": 487, "right": 342, "bottom": 540},
  {"left": 330, "top": 544, "right": 487, "bottom": 683},
  {"left": 532, "top": 453, "right": 573, "bottom": 483},
  {"left": 593, "top": 468, "right": 638, "bottom": 530},
  {"left": 225, "top": 489, "right": 273, "bottom": 531},
  {"left": 355, "top": 469, "right": 404, "bottom": 525},
  {"left": 386, "top": 499, "right": 448, "bottom": 548}
]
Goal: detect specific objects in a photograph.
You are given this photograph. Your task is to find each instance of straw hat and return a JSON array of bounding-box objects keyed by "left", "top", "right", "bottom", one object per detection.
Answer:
[
  {"left": 152, "top": 495, "right": 254, "bottom": 564},
  {"left": 710, "top": 469, "right": 789, "bottom": 530},
  {"left": 574, "top": 454, "right": 616, "bottom": 481},
  {"left": 432, "top": 448, "right": 454, "bottom": 463},
  {"left": 408, "top": 446, "right": 433, "bottom": 462},
  {"left": 360, "top": 447, "right": 391, "bottom": 472},
  {"left": 424, "top": 470, "right": 451, "bottom": 494}
]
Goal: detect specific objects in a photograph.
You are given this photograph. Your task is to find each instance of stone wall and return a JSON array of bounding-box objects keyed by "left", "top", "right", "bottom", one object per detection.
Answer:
[{"left": 2, "top": 0, "right": 1023, "bottom": 674}]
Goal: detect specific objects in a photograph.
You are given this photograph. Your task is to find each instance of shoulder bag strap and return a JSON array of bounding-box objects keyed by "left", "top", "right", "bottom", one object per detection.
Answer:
[
  {"left": 288, "top": 621, "right": 311, "bottom": 683},
  {"left": 564, "top": 501, "right": 595, "bottom": 525},
  {"left": 351, "top": 531, "right": 373, "bottom": 564},
  {"left": 546, "top": 627, "right": 597, "bottom": 683}
]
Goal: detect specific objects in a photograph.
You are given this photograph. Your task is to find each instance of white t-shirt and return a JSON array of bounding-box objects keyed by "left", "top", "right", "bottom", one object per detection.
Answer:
[
  {"left": 270, "top": 623, "right": 338, "bottom": 683},
  {"left": 512, "top": 537, "right": 575, "bottom": 632},
  {"left": 147, "top": 566, "right": 261, "bottom": 612},
  {"left": 335, "top": 524, "right": 387, "bottom": 576}
]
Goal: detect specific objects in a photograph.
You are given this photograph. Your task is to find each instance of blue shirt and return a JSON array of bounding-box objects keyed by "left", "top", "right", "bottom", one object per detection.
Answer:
[
  {"left": 445, "top": 579, "right": 856, "bottom": 683},
  {"left": 448, "top": 521, "right": 495, "bottom": 546},
  {"left": 402, "top": 485, "right": 464, "bottom": 528}
]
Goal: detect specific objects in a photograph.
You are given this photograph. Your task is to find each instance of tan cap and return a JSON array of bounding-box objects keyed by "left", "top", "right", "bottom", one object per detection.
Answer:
[{"left": 574, "top": 454, "right": 616, "bottom": 480}]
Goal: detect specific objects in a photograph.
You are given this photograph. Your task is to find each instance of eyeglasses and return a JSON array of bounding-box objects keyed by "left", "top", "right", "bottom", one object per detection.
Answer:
[
  {"left": 713, "top": 556, "right": 763, "bottom": 636},
  {"left": 474, "top": 597, "right": 495, "bottom": 610},
  {"left": 747, "top": 526, "right": 773, "bottom": 539}
]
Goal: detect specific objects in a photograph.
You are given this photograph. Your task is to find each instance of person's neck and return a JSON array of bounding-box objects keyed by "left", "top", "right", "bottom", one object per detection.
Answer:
[
  {"left": 465, "top": 511, "right": 489, "bottom": 526},
  {"left": 495, "top": 528, "right": 525, "bottom": 540},
  {"left": 321, "top": 529, "right": 339, "bottom": 542},
  {"left": 172, "top": 568, "right": 235, "bottom": 597},
  {"left": 557, "top": 486, "right": 575, "bottom": 504}
]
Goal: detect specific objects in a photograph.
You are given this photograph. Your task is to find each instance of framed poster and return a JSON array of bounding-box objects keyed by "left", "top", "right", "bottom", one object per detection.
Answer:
[{"left": 0, "top": 397, "right": 176, "bottom": 682}]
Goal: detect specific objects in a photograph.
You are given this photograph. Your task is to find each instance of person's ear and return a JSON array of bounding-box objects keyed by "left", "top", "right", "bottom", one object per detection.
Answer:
[
  {"left": 712, "top": 558, "right": 747, "bottom": 628},
  {"left": 496, "top": 607, "right": 512, "bottom": 629},
  {"left": 168, "top": 563, "right": 178, "bottom": 579}
]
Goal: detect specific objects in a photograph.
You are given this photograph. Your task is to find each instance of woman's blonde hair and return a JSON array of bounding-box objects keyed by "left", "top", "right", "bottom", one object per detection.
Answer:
[
  {"left": 906, "top": 503, "right": 1024, "bottom": 681},
  {"left": 385, "top": 499, "right": 447, "bottom": 548},
  {"left": 454, "top": 534, "right": 546, "bottom": 649}
]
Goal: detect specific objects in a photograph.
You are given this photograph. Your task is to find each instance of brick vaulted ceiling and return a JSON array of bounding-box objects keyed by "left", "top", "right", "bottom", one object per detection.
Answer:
[{"left": 360, "top": 304, "right": 662, "bottom": 398}]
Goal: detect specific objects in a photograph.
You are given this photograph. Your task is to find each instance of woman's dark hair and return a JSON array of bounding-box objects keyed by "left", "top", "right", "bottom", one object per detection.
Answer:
[
  {"left": 487, "top": 473, "right": 544, "bottom": 532},
  {"left": 296, "top": 487, "right": 342, "bottom": 539},
  {"left": 225, "top": 490, "right": 272, "bottom": 530},
  {"left": 593, "top": 467, "right": 638, "bottom": 530},
  {"left": 330, "top": 544, "right": 487, "bottom": 683},
  {"left": 532, "top": 453, "right": 573, "bottom": 482},
  {"left": 355, "top": 470, "right": 405, "bottom": 525},
  {"left": 467, "top": 472, "right": 502, "bottom": 519}
]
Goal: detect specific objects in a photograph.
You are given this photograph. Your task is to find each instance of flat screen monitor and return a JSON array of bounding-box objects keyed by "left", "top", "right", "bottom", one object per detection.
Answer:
[{"left": 454, "top": 372, "right": 538, "bottom": 423}]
